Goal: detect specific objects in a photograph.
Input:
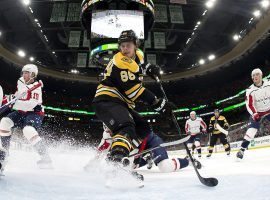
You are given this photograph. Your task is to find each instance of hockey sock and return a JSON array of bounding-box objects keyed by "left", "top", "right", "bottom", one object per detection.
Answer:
[
  {"left": 224, "top": 144, "right": 231, "bottom": 152},
  {"left": 0, "top": 136, "right": 11, "bottom": 161},
  {"left": 240, "top": 139, "right": 250, "bottom": 151},
  {"left": 33, "top": 140, "right": 49, "bottom": 157},
  {"left": 197, "top": 147, "right": 202, "bottom": 154},
  {"left": 178, "top": 158, "right": 189, "bottom": 169}
]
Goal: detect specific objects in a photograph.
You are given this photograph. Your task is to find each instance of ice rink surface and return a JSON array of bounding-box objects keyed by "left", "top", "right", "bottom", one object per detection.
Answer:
[{"left": 0, "top": 145, "right": 270, "bottom": 200}]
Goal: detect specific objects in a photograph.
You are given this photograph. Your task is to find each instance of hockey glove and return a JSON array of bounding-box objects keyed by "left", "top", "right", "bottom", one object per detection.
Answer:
[
  {"left": 142, "top": 63, "right": 161, "bottom": 80},
  {"left": 202, "top": 129, "right": 207, "bottom": 134},
  {"left": 153, "top": 98, "right": 176, "bottom": 118},
  {"left": 2, "top": 94, "right": 15, "bottom": 105},
  {"left": 252, "top": 113, "right": 260, "bottom": 122}
]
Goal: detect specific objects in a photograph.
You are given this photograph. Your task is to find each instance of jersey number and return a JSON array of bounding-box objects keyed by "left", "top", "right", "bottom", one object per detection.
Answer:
[
  {"left": 120, "top": 71, "right": 135, "bottom": 82},
  {"left": 32, "top": 93, "right": 39, "bottom": 100}
]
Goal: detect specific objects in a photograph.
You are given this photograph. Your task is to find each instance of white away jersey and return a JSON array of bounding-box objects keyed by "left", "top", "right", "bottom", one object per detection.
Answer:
[
  {"left": 185, "top": 117, "right": 207, "bottom": 135},
  {"left": 12, "top": 78, "right": 43, "bottom": 112},
  {"left": 246, "top": 80, "right": 270, "bottom": 115}
]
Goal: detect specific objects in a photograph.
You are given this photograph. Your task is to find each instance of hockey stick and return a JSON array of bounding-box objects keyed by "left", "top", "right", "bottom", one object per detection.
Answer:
[
  {"left": 0, "top": 80, "right": 43, "bottom": 115},
  {"left": 128, "top": 135, "right": 191, "bottom": 158},
  {"left": 216, "top": 113, "right": 270, "bottom": 135},
  {"left": 156, "top": 77, "right": 218, "bottom": 187}
]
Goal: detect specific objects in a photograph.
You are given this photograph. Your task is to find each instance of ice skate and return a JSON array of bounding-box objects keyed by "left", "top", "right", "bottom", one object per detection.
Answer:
[{"left": 37, "top": 155, "right": 53, "bottom": 169}]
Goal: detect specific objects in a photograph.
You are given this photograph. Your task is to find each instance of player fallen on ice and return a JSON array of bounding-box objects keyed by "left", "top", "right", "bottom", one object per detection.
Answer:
[
  {"left": 0, "top": 64, "right": 52, "bottom": 174},
  {"left": 92, "top": 30, "right": 177, "bottom": 180},
  {"left": 84, "top": 124, "right": 202, "bottom": 172},
  {"left": 185, "top": 111, "right": 207, "bottom": 158},
  {"left": 236, "top": 68, "right": 270, "bottom": 159},
  {"left": 207, "top": 109, "right": 231, "bottom": 158}
]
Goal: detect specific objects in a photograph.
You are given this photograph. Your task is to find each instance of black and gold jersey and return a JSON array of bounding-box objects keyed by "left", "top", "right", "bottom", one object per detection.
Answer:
[
  {"left": 209, "top": 115, "right": 229, "bottom": 134},
  {"left": 93, "top": 50, "right": 156, "bottom": 109}
]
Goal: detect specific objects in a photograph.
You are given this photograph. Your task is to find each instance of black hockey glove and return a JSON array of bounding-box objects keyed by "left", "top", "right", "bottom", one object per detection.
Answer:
[
  {"left": 153, "top": 98, "right": 176, "bottom": 118},
  {"left": 142, "top": 63, "right": 161, "bottom": 80}
]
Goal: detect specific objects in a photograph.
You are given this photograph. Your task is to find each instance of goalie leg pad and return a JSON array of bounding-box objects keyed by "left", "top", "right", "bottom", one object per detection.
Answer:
[
  {"left": 0, "top": 117, "right": 14, "bottom": 136},
  {"left": 22, "top": 126, "right": 42, "bottom": 145}
]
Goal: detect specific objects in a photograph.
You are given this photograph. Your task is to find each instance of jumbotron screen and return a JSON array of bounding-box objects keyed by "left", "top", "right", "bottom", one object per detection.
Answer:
[{"left": 91, "top": 10, "right": 144, "bottom": 39}]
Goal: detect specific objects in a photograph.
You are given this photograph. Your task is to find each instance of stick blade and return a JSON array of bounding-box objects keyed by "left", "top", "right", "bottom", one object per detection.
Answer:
[{"left": 200, "top": 177, "right": 218, "bottom": 187}]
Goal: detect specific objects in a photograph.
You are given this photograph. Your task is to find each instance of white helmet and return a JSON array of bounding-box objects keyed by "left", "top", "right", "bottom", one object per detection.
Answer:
[
  {"left": 251, "top": 68, "right": 262, "bottom": 77},
  {"left": 190, "top": 111, "right": 196, "bottom": 116},
  {"left": 190, "top": 111, "right": 196, "bottom": 119},
  {"left": 22, "top": 64, "right": 38, "bottom": 78}
]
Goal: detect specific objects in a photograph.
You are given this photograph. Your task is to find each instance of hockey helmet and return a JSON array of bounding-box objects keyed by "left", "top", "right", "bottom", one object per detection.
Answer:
[
  {"left": 190, "top": 111, "right": 196, "bottom": 119},
  {"left": 118, "top": 30, "right": 138, "bottom": 46},
  {"left": 251, "top": 68, "right": 262, "bottom": 77},
  {"left": 190, "top": 111, "right": 196, "bottom": 116},
  {"left": 22, "top": 64, "right": 38, "bottom": 78},
  {"left": 214, "top": 109, "right": 219, "bottom": 114}
]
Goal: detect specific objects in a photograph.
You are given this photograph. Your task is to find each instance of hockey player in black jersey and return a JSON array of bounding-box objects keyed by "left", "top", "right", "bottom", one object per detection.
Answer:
[
  {"left": 92, "top": 30, "right": 176, "bottom": 179},
  {"left": 207, "top": 109, "right": 231, "bottom": 158}
]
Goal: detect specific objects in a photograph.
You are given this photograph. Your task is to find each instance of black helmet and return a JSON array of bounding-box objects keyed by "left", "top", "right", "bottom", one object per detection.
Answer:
[{"left": 118, "top": 30, "right": 138, "bottom": 46}]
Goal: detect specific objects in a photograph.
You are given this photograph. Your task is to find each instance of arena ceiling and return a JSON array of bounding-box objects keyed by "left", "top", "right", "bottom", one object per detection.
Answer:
[{"left": 0, "top": 0, "right": 269, "bottom": 81}]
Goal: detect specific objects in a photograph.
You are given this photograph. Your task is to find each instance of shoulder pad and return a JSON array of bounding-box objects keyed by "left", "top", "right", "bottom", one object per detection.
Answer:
[
  {"left": 219, "top": 116, "right": 225, "bottom": 120},
  {"left": 113, "top": 52, "right": 139, "bottom": 73},
  {"left": 210, "top": 116, "right": 215, "bottom": 120}
]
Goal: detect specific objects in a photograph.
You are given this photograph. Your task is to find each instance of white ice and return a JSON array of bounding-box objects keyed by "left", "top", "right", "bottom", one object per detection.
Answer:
[{"left": 0, "top": 145, "right": 270, "bottom": 200}]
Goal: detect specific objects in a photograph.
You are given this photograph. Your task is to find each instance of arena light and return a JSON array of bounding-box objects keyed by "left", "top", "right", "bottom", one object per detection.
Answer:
[
  {"left": 160, "top": 70, "right": 164, "bottom": 75},
  {"left": 199, "top": 59, "right": 205, "bottom": 65},
  {"left": 29, "top": 56, "right": 35, "bottom": 61},
  {"left": 22, "top": 0, "right": 30, "bottom": 6},
  {"left": 208, "top": 54, "right": 216, "bottom": 61},
  {"left": 29, "top": 6, "right": 34, "bottom": 13},
  {"left": 261, "top": 0, "right": 270, "bottom": 8},
  {"left": 0, "top": 31, "right": 2, "bottom": 37},
  {"left": 17, "top": 50, "right": 26, "bottom": 57},
  {"left": 71, "top": 69, "right": 79, "bottom": 74},
  {"left": 205, "top": 0, "right": 216, "bottom": 8},
  {"left": 202, "top": 10, "right": 208, "bottom": 16},
  {"left": 233, "top": 34, "right": 240, "bottom": 41},
  {"left": 253, "top": 10, "right": 261, "bottom": 18},
  {"left": 197, "top": 21, "right": 201, "bottom": 25},
  {"left": 34, "top": 19, "right": 38, "bottom": 22}
]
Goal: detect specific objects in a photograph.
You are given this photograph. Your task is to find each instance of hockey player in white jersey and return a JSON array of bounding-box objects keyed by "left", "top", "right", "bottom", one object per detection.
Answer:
[
  {"left": 84, "top": 124, "right": 202, "bottom": 173},
  {"left": 0, "top": 64, "right": 52, "bottom": 172},
  {"left": 185, "top": 111, "right": 207, "bottom": 158},
  {"left": 236, "top": 68, "right": 270, "bottom": 159}
]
